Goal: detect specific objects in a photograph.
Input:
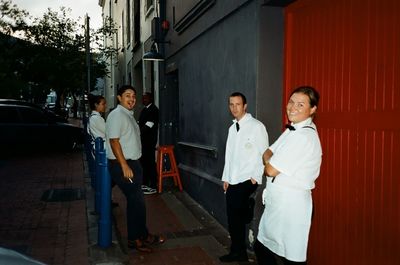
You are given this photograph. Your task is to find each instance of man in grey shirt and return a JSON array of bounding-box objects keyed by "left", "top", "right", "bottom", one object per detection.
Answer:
[{"left": 106, "top": 85, "right": 164, "bottom": 252}]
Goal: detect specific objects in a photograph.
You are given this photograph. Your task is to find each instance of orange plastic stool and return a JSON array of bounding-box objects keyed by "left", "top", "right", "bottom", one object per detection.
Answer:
[{"left": 156, "top": 145, "right": 183, "bottom": 193}]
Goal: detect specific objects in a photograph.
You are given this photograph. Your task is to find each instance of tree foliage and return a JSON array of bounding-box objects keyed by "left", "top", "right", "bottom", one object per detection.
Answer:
[
  {"left": 93, "top": 16, "right": 119, "bottom": 62},
  {"left": 0, "top": 0, "right": 28, "bottom": 35},
  {"left": 0, "top": 0, "right": 108, "bottom": 107}
]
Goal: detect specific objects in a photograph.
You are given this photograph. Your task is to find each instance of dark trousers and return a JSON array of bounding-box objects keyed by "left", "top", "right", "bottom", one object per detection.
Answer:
[
  {"left": 226, "top": 180, "right": 257, "bottom": 254},
  {"left": 254, "top": 239, "right": 307, "bottom": 265},
  {"left": 108, "top": 159, "right": 148, "bottom": 241},
  {"left": 140, "top": 145, "right": 157, "bottom": 188}
]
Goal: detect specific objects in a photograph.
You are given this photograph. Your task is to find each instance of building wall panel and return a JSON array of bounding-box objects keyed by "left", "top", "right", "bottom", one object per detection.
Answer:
[{"left": 284, "top": 0, "right": 400, "bottom": 264}]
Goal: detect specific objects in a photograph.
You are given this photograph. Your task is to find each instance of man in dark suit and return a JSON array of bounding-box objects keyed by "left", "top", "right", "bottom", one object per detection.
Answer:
[{"left": 139, "top": 92, "right": 159, "bottom": 194}]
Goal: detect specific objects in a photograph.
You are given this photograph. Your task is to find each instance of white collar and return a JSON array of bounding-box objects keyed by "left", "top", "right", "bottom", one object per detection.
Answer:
[
  {"left": 292, "top": 117, "right": 313, "bottom": 130},
  {"left": 117, "top": 104, "right": 134, "bottom": 116},
  {"left": 233, "top": 113, "right": 251, "bottom": 125}
]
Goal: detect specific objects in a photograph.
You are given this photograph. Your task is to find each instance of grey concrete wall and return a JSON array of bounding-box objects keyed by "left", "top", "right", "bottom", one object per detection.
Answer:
[
  {"left": 252, "top": 5, "right": 285, "bottom": 237},
  {"left": 165, "top": 0, "right": 251, "bottom": 59},
  {"left": 257, "top": 6, "right": 284, "bottom": 144},
  {"left": 161, "top": 0, "right": 286, "bottom": 232},
  {"left": 164, "top": 1, "right": 260, "bottom": 226}
]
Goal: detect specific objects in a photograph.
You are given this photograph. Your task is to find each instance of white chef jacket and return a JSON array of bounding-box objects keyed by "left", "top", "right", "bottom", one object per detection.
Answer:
[
  {"left": 88, "top": 111, "right": 106, "bottom": 141},
  {"left": 222, "top": 113, "right": 269, "bottom": 185},
  {"left": 257, "top": 118, "right": 322, "bottom": 262}
]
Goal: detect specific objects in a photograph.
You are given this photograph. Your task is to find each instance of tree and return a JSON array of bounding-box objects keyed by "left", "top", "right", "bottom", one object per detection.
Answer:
[
  {"left": 24, "top": 7, "right": 97, "bottom": 110},
  {"left": 0, "top": 0, "right": 28, "bottom": 35},
  {"left": 0, "top": 0, "right": 108, "bottom": 109},
  {"left": 93, "top": 16, "right": 119, "bottom": 62},
  {"left": 0, "top": 0, "right": 30, "bottom": 99}
]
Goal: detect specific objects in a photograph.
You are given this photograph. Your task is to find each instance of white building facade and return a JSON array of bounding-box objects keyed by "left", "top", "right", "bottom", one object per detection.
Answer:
[{"left": 98, "top": 0, "right": 161, "bottom": 112}]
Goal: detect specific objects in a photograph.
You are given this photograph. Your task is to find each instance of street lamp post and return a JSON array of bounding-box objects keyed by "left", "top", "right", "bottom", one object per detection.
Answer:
[{"left": 85, "top": 14, "right": 91, "bottom": 95}]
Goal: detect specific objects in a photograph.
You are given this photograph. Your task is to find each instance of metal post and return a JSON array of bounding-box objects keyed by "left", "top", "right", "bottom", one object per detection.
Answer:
[
  {"left": 97, "top": 144, "right": 111, "bottom": 248},
  {"left": 85, "top": 14, "right": 91, "bottom": 94},
  {"left": 95, "top": 137, "right": 103, "bottom": 213}
]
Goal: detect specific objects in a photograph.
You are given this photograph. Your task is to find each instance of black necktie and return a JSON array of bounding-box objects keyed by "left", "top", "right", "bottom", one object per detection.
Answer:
[
  {"left": 236, "top": 122, "right": 240, "bottom": 132},
  {"left": 285, "top": 124, "right": 295, "bottom": 131}
]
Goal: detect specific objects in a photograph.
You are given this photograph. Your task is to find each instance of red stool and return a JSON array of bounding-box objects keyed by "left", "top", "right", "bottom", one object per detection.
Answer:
[{"left": 156, "top": 145, "right": 183, "bottom": 193}]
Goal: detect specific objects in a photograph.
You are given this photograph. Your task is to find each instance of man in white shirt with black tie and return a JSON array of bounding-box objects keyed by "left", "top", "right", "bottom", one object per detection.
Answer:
[{"left": 220, "top": 92, "right": 269, "bottom": 262}]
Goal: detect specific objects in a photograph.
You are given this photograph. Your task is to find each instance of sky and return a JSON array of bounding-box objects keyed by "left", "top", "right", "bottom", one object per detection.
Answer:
[{"left": 12, "top": 0, "right": 103, "bottom": 30}]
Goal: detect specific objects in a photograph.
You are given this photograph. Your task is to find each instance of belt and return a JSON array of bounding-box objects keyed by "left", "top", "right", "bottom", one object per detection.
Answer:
[
  {"left": 108, "top": 159, "right": 134, "bottom": 165},
  {"left": 108, "top": 159, "right": 119, "bottom": 165}
]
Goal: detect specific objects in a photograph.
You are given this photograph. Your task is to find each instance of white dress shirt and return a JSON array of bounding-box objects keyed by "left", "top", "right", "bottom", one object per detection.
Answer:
[
  {"left": 222, "top": 113, "right": 269, "bottom": 185},
  {"left": 87, "top": 111, "right": 106, "bottom": 141}
]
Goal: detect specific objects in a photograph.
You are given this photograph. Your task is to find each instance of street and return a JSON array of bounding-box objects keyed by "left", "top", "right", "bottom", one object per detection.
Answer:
[{"left": 0, "top": 149, "right": 89, "bottom": 265}]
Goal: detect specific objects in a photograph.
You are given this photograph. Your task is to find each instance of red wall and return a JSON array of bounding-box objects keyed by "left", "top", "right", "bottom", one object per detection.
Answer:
[{"left": 284, "top": 0, "right": 400, "bottom": 264}]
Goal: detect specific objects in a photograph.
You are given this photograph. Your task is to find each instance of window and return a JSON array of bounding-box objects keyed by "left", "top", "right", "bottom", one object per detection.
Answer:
[
  {"left": 133, "top": 0, "right": 141, "bottom": 49},
  {"left": 115, "top": 31, "right": 119, "bottom": 54},
  {"left": 121, "top": 11, "right": 125, "bottom": 50},
  {"left": 0, "top": 106, "right": 20, "bottom": 123},
  {"left": 126, "top": 0, "right": 131, "bottom": 45},
  {"left": 144, "top": 60, "right": 154, "bottom": 93},
  {"left": 18, "top": 107, "right": 47, "bottom": 124}
]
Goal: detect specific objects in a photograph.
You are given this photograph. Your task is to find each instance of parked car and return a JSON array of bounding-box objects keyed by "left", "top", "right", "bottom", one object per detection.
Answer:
[
  {"left": 0, "top": 247, "right": 46, "bottom": 265},
  {"left": 0, "top": 99, "right": 68, "bottom": 123},
  {"left": 0, "top": 99, "right": 83, "bottom": 152}
]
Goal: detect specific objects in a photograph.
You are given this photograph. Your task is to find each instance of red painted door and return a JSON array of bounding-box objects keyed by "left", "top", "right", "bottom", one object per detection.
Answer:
[{"left": 284, "top": 0, "right": 400, "bottom": 264}]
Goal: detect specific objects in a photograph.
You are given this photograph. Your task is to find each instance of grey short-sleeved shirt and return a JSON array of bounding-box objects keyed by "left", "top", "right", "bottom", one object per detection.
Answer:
[{"left": 106, "top": 104, "right": 142, "bottom": 160}]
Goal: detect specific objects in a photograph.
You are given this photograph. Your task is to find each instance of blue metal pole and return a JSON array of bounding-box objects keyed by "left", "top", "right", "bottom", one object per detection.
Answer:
[
  {"left": 98, "top": 148, "right": 111, "bottom": 248},
  {"left": 94, "top": 137, "right": 103, "bottom": 214},
  {"left": 84, "top": 121, "right": 96, "bottom": 188}
]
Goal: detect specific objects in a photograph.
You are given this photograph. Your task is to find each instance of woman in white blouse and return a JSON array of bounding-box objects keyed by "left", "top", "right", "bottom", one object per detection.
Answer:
[
  {"left": 87, "top": 94, "right": 107, "bottom": 145},
  {"left": 255, "top": 86, "right": 322, "bottom": 265}
]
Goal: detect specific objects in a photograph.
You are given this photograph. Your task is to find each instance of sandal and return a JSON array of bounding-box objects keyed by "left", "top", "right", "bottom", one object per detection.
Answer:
[
  {"left": 144, "top": 234, "right": 165, "bottom": 245},
  {"left": 127, "top": 239, "right": 152, "bottom": 253}
]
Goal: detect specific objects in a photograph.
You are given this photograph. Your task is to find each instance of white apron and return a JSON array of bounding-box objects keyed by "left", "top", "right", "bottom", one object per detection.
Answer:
[{"left": 257, "top": 179, "right": 313, "bottom": 262}]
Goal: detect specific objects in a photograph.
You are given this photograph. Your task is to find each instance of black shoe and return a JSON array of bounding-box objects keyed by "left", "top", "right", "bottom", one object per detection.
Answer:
[
  {"left": 127, "top": 239, "right": 152, "bottom": 253},
  {"left": 219, "top": 252, "right": 248, "bottom": 262}
]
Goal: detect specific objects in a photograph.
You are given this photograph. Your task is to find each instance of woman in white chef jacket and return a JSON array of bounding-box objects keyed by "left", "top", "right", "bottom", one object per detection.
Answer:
[
  {"left": 87, "top": 94, "right": 107, "bottom": 152},
  {"left": 255, "top": 86, "right": 322, "bottom": 265}
]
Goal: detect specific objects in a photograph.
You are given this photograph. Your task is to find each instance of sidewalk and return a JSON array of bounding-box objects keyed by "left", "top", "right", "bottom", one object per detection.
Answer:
[
  {"left": 0, "top": 120, "right": 257, "bottom": 264},
  {"left": 0, "top": 150, "right": 90, "bottom": 265},
  {"left": 64, "top": 117, "right": 258, "bottom": 264},
  {"left": 112, "top": 184, "right": 257, "bottom": 265}
]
